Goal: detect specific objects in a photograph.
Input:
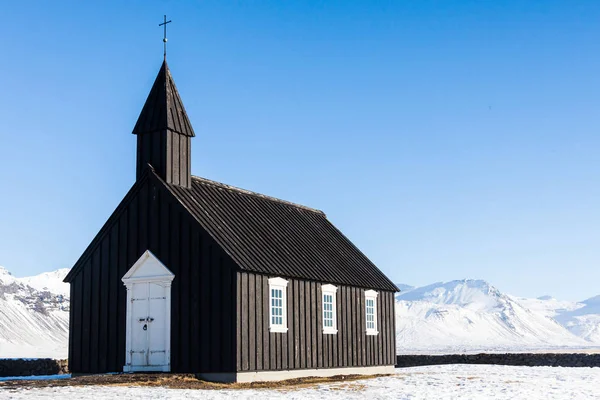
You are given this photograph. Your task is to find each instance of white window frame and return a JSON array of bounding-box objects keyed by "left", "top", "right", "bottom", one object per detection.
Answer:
[
  {"left": 321, "top": 284, "right": 338, "bottom": 334},
  {"left": 268, "top": 277, "right": 288, "bottom": 333},
  {"left": 365, "top": 289, "right": 379, "bottom": 335}
]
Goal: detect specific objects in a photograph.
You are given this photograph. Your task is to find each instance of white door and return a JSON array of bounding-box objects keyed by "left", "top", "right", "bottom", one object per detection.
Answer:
[
  {"left": 129, "top": 282, "right": 169, "bottom": 368},
  {"left": 122, "top": 250, "right": 174, "bottom": 372}
]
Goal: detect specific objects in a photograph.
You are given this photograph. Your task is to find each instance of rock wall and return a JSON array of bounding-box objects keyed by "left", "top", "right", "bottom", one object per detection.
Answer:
[
  {"left": 0, "top": 359, "right": 68, "bottom": 377},
  {"left": 396, "top": 353, "right": 600, "bottom": 368},
  {"left": 2, "top": 354, "right": 598, "bottom": 377}
]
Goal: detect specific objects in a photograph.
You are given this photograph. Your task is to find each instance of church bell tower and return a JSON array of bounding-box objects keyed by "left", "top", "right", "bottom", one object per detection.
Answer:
[{"left": 132, "top": 60, "right": 195, "bottom": 188}]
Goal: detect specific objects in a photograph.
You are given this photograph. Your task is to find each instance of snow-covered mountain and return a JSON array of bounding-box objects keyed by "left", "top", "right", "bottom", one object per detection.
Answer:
[
  {"left": 0, "top": 266, "right": 70, "bottom": 359},
  {"left": 553, "top": 296, "right": 600, "bottom": 343},
  {"left": 508, "top": 294, "right": 600, "bottom": 344},
  {"left": 18, "top": 268, "right": 70, "bottom": 297},
  {"left": 510, "top": 295, "right": 582, "bottom": 319},
  {"left": 395, "top": 283, "right": 415, "bottom": 294},
  {"left": 395, "top": 279, "right": 599, "bottom": 354}
]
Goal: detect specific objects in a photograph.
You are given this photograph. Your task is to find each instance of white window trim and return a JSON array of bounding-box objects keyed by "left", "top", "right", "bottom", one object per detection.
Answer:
[
  {"left": 321, "top": 284, "right": 338, "bottom": 334},
  {"left": 365, "top": 289, "right": 379, "bottom": 336},
  {"left": 268, "top": 277, "right": 288, "bottom": 333}
]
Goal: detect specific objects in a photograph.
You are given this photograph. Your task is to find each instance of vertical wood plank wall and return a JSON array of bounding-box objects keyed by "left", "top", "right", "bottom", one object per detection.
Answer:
[
  {"left": 137, "top": 132, "right": 191, "bottom": 188},
  {"left": 68, "top": 174, "right": 237, "bottom": 374},
  {"left": 236, "top": 272, "right": 396, "bottom": 372}
]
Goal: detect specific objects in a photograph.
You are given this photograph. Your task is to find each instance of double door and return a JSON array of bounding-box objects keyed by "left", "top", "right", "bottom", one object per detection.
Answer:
[{"left": 128, "top": 282, "right": 169, "bottom": 370}]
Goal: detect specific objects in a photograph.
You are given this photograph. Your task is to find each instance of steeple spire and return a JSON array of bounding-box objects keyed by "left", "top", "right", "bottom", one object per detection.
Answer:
[
  {"left": 133, "top": 61, "right": 195, "bottom": 187},
  {"left": 132, "top": 61, "right": 195, "bottom": 137}
]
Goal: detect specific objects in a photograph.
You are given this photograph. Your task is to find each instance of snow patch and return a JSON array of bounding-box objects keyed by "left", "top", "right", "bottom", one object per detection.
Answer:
[{"left": 18, "top": 269, "right": 70, "bottom": 297}]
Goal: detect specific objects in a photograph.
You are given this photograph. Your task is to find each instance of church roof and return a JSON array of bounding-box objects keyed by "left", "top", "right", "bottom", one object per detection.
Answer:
[
  {"left": 132, "top": 60, "right": 195, "bottom": 137},
  {"left": 160, "top": 173, "right": 398, "bottom": 292}
]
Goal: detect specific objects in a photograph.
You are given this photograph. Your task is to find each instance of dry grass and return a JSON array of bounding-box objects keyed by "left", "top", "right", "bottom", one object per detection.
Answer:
[{"left": 0, "top": 372, "right": 390, "bottom": 391}]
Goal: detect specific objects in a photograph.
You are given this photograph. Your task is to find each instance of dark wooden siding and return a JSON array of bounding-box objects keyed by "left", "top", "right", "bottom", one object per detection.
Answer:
[
  {"left": 165, "top": 131, "right": 191, "bottom": 188},
  {"left": 137, "top": 132, "right": 191, "bottom": 188},
  {"left": 236, "top": 271, "right": 396, "bottom": 372},
  {"left": 68, "top": 173, "right": 236, "bottom": 373}
]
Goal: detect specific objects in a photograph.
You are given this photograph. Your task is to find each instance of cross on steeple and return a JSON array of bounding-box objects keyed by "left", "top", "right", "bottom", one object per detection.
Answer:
[{"left": 159, "top": 15, "right": 172, "bottom": 60}]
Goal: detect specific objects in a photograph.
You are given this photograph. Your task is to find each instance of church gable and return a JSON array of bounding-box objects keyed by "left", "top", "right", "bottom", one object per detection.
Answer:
[
  {"left": 64, "top": 169, "right": 152, "bottom": 283},
  {"left": 122, "top": 250, "right": 174, "bottom": 283},
  {"left": 64, "top": 167, "right": 234, "bottom": 284},
  {"left": 65, "top": 165, "right": 238, "bottom": 373}
]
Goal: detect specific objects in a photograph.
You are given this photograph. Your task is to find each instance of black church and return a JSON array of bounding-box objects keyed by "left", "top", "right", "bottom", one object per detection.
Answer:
[{"left": 64, "top": 59, "right": 398, "bottom": 382}]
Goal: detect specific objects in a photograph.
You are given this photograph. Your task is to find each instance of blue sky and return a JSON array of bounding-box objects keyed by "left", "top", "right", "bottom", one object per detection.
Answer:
[{"left": 1, "top": 1, "right": 599, "bottom": 300}]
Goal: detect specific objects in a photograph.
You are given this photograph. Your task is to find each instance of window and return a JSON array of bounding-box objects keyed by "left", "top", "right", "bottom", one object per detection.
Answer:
[
  {"left": 321, "top": 284, "right": 338, "bottom": 334},
  {"left": 365, "top": 290, "right": 378, "bottom": 335},
  {"left": 268, "top": 277, "right": 288, "bottom": 333}
]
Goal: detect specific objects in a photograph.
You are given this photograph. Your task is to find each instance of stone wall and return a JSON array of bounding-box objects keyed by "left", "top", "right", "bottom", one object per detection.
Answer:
[
  {"left": 3, "top": 354, "right": 598, "bottom": 377},
  {"left": 396, "top": 353, "right": 600, "bottom": 368},
  {"left": 0, "top": 359, "right": 68, "bottom": 377}
]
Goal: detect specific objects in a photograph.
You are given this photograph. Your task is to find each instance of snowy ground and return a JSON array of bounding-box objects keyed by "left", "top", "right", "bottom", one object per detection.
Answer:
[{"left": 2, "top": 365, "right": 600, "bottom": 399}]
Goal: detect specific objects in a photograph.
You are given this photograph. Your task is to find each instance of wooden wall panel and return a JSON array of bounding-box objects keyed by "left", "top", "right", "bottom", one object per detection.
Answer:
[
  {"left": 171, "top": 132, "right": 180, "bottom": 186},
  {"left": 235, "top": 267, "right": 242, "bottom": 372},
  {"left": 116, "top": 209, "right": 128, "bottom": 372},
  {"left": 241, "top": 272, "right": 249, "bottom": 371},
  {"left": 200, "top": 229, "right": 211, "bottom": 372},
  {"left": 179, "top": 214, "right": 190, "bottom": 372},
  {"left": 137, "top": 130, "right": 191, "bottom": 188},
  {"left": 89, "top": 252, "right": 100, "bottom": 373},
  {"left": 81, "top": 259, "right": 91, "bottom": 372},
  {"left": 237, "top": 271, "right": 395, "bottom": 372},
  {"left": 222, "top": 257, "right": 235, "bottom": 371},
  {"left": 98, "top": 238, "right": 110, "bottom": 372},
  {"left": 255, "top": 274, "right": 263, "bottom": 370},
  {"left": 189, "top": 227, "right": 200, "bottom": 372},
  {"left": 298, "top": 280, "right": 305, "bottom": 369},
  {"left": 307, "top": 284, "right": 314, "bottom": 367},
  {"left": 108, "top": 223, "right": 119, "bottom": 371},
  {"left": 262, "top": 274, "right": 270, "bottom": 370},
  {"left": 248, "top": 274, "right": 256, "bottom": 371},
  {"left": 292, "top": 279, "right": 299, "bottom": 369},
  {"left": 316, "top": 284, "right": 323, "bottom": 368},
  {"left": 343, "top": 286, "right": 349, "bottom": 367}
]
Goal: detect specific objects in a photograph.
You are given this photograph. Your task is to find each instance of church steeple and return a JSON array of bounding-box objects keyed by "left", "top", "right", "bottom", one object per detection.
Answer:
[{"left": 133, "top": 60, "right": 194, "bottom": 188}]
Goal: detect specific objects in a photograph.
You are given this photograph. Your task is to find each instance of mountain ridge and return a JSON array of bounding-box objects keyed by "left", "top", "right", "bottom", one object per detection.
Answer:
[
  {"left": 396, "top": 279, "right": 600, "bottom": 354},
  {"left": 0, "top": 266, "right": 70, "bottom": 358}
]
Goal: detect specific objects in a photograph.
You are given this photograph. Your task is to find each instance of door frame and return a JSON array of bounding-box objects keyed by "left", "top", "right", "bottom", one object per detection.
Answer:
[{"left": 122, "top": 250, "right": 175, "bottom": 372}]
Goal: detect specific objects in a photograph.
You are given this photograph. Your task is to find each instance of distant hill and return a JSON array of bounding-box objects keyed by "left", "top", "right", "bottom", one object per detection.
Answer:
[
  {"left": 0, "top": 266, "right": 70, "bottom": 358},
  {"left": 395, "top": 279, "right": 598, "bottom": 354},
  {"left": 395, "top": 283, "right": 415, "bottom": 294},
  {"left": 553, "top": 295, "right": 600, "bottom": 343}
]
